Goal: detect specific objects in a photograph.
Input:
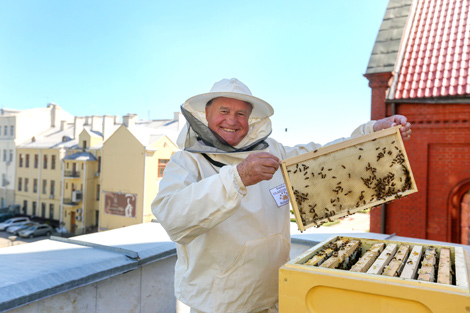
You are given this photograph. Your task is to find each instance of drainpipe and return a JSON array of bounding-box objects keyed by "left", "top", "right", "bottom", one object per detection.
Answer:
[
  {"left": 381, "top": 102, "right": 397, "bottom": 234},
  {"left": 82, "top": 160, "right": 86, "bottom": 234},
  {"left": 59, "top": 149, "right": 66, "bottom": 229},
  {"left": 37, "top": 149, "right": 41, "bottom": 218}
]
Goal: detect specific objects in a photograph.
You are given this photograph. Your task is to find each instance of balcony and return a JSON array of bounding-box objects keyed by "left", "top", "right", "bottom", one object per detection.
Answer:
[
  {"left": 62, "top": 198, "right": 80, "bottom": 206},
  {"left": 64, "top": 171, "right": 80, "bottom": 178}
]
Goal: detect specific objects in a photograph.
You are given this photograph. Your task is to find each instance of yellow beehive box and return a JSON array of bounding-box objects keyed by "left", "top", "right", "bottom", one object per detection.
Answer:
[
  {"left": 279, "top": 236, "right": 470, "bottom": 313},
  {"left": 280, "top": 126, "right": 417, "bottom": 232}
]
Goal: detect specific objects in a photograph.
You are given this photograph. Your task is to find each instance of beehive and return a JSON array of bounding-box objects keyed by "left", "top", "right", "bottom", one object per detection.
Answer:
[
  {"left": 280, "top": 126, "right": 417, "bottom": 231},
  {"left": 279, "top": 236, "right": 470, "bottom": 313}
]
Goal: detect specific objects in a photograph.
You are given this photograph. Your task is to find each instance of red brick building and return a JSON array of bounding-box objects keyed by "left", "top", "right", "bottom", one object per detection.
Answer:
[{"left": 365, "top": 0, "right": 470, "bottom": 243}]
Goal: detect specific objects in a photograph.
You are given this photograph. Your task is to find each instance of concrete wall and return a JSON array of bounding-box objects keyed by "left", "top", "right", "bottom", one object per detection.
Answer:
[{"left": 6, "top": 255, "right": 177, "bottom": 313}]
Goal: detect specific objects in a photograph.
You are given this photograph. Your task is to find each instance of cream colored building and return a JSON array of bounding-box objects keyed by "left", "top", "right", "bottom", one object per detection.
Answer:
[
  {"left": 99, "top": 114, "right": 181, "bottom": 231},
  {"left": 0, "top": 104, "right": 73, "bottom": 208}
]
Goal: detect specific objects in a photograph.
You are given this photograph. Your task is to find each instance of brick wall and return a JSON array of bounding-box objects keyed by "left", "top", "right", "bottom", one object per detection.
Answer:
[{"left": 366, "top": 73, "right": 470, "bottom": 243}]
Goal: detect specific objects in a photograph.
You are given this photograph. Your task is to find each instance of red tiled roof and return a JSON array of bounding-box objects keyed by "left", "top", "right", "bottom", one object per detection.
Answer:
[{"left": 394, "top": 0, "right": 470, "bottom": 99}]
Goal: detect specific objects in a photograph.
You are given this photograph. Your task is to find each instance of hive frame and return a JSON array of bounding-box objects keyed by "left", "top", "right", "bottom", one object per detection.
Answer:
[{"left": 281, "top": 126, "right": 417, "bottom": 232}]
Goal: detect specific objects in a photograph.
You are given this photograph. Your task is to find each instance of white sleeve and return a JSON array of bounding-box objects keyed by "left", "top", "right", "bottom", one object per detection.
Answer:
[{"left": 151, "top": 152, "right": 246, "bottom": 245}]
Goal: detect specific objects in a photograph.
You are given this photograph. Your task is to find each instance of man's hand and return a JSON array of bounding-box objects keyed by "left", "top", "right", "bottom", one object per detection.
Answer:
[
  {"left": 237, "top": 152, "right": 280, "bottom": 186},
  {"left": 373, "top": 114, "right": 412, "bottom": 141}
]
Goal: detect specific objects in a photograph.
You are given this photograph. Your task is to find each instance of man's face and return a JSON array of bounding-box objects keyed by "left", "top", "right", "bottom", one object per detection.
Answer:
[{"left": 205, "top": 97, "right": 252, "bottom": 146}]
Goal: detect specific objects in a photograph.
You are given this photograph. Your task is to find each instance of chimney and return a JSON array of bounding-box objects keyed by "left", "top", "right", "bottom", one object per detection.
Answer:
[
  {"left": 123, "top": 114, "right": 138, "bottom": 128},
  {"left": 91, "top": 115, "right": 103, "bottom": 133},
  {"left": 74, "top": 117, "right": 86, "bottom": 139},
  {"left": 60, "top": 120, "right": 67, "bottom": 131},
  {"left": 102, "top": 115, "right": 115, "bottom": 140},
  {"left": 48, "top": 103, "right": 57, "bottom": 127}
]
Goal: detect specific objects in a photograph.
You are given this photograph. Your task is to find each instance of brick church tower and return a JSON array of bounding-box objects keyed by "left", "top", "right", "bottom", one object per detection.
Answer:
[{"left": 365, "top": 0, "right": 470, "bottom": 243}]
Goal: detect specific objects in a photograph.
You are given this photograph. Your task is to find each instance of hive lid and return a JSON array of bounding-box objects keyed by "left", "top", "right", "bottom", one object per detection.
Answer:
[{"left": 281, "top": 126, "right": 417, "bottom": 232}]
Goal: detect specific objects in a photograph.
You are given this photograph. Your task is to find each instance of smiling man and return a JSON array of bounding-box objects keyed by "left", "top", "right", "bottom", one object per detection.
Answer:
[{"left": 152, "top": 78, "right": 411, "bottom": 313}]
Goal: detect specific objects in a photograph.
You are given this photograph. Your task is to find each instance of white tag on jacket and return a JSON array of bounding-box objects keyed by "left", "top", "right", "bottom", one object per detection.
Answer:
[{"left": 270, "top": 184, "right": 289, "bottom": 207}]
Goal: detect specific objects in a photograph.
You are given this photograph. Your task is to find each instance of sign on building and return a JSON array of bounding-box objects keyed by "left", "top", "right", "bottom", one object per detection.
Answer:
[{"left": 104, "top": 192, "right": 136, "bottom": 218}]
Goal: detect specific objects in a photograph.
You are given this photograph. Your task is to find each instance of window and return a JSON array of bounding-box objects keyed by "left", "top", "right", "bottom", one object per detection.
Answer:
[
  {"left": 2, "top": 150, "right": 6, "bottom": 162},
  {"left": 96, "top": 184, "right": 100, "bottom": 201},
  {"left": 24, "top": 178, "right": 29, "bottom": 192},
  {"left": 22, "top": 200, "right": 27, "bottom": 215},
  {"left": 25, "top": 154, "right": 30, "bottom": 168},
  {"left": 34, "top": 154, "right": 38, "bottom": 168},
  {"left": 3, "top": 126, "right": 7, "bottom": 136},
  {"left": 50, "top": 180, "right": 55, "bottom": 197},
  {"left": 49, "top": 204, "right": 54, "bottom": 219},
  {"left": 42, "top": 179, "right": 47, "bottom": 194},
  {"left": 51, "top": 155, "right": 56, "bottom": 170},
  {"left": 18, "top": 178, "right": 22, "bottom": 191},
  {"left": 32, "top": 201, "right": 36, "bottom": 216},
  {"left": 158, "top": 159, "right": 170, "bottom": 177},
  {"left": 19, "top": 154, "right": 23, "bottom": 167},
  {"left": 98, "top": 156, "right": 101, "bottom": 173},
  {"left": 9, "top": 150, "right": 12, "bottom": 162},
  {"left": 43, "top": 155, "right": 48, "bottom": 169},
  {"left": 33, "top": 179, "right": 38, "bottom": 193},
  {"left": 10, "top": 125, "right": 14, "bottom": 136},
  {"left": 41, "top": 203, "right": 46, "bottom": 218}
]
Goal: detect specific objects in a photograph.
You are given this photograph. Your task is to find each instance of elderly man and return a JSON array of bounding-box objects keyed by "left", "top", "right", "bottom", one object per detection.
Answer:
[{"left": 152, "top": 78, "right": 412, "bottom": 313}]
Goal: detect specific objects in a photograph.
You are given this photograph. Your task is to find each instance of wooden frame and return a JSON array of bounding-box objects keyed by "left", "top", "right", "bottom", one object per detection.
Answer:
[{"left": 281, "top": 126, "right": 417, "bottom": 232}]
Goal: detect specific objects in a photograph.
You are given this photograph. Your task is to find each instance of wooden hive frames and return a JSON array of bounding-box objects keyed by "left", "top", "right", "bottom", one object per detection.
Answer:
[
  {"left": 300, "top": 237, "right": 462, "bottom": 286},
  {"left": 280, "top": 126, "right": 417, "bottom": 232}
]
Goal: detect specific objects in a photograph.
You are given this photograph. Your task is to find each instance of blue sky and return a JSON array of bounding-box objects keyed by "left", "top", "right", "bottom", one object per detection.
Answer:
[{"left": 0, "top": 0, "right": 389, "bottom": 146}]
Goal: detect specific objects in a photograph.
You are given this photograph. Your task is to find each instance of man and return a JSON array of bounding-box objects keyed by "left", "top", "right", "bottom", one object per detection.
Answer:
[{"left": 152, "top": 78, "right": 412, "bottom": 313}]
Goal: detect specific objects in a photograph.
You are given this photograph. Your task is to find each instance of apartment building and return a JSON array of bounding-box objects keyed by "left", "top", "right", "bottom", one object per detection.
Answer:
[
  {"left": 0, "top": 104, "right": 73, "bottom": 208},
  {"left": 99, "top": 113, "right": 180, "bottom": 231},
  {"left": 15, "top": 121, "right": 76, "bottom": 228}
]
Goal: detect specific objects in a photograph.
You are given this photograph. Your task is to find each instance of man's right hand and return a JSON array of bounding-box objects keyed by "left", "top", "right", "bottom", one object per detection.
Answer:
[{"left": 237, "top": 152, "right": 280, "bottom": 186}]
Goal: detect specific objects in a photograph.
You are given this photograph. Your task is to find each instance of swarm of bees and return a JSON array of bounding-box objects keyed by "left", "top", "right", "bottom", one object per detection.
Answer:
[{"left": 283, "top": 129, "right": 417, "bottom": 230}]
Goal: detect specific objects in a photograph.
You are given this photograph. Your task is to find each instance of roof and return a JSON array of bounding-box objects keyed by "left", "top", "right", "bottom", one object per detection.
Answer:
[
  {"left": 393, "top": 0, "right": 470, "bottom": 100},
  {"left": 366, "top": 0, "right": 414, "bottom": 74},
  {"left": 63, "top": 151, "right": 97, "bottom": 161},
  {"left": 17, "top": 125, "right": 78, "bottom": 149}
]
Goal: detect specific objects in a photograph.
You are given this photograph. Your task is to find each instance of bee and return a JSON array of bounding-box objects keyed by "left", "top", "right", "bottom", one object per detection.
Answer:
[
  {"left": 311, "top": 172, "right": 315, "bottom": 177},
  {"left": 372, "top": 138, "right": 377, "bottom": 141},
  {"left": 341, "top": 165, "right": 346, "bottom": 169},
  {"left": 358, "top": 155, "right": 362, "bottom": 160},
  {"left": 328, "top": 168, "right": 332, "bottom": 171},
  {"left": 348, "top": 173, "right": 351, "bottom": 178},
  {"left": 305, "top": 185, "right": 309, "bottom": 188},
  {"left": 358, "top": 148, "right": 363, "bottom": 151},
  {"left": 332, "top": 176, "right": 337, "bottom": 179},
  {"left": 321, "top": 167, "right": 324, "bottom": 171},
  {"left": 294, "top": 170, "right": 297, "bottom": 173},
  {"left": 337, "top": 181, "right": 342, "bottom": 185},
  {"left": 304, "top": 177, "right": 309, "bottom": 180},
  {"left": 313, "top": 149, "right": 318, "bottom": 153},
  {"left": 304, "top": 171, "right": 308, "bottom": 176},
  {"left": 391, "top": 141, "right": 395, "bottom": 144}
]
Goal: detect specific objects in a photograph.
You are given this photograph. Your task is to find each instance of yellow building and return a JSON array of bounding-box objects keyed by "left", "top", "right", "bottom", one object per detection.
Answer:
[
  {"left": 98, "top": 114, "right": 181, "bottom": 231},
  {"left": 15, "top": 120, "right": 75, "bottom": 229}
]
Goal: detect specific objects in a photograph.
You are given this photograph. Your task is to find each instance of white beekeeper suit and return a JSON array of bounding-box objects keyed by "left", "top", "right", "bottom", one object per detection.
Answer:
[{"left": 152, "top": 78, "right": 376, "bottom": 313}]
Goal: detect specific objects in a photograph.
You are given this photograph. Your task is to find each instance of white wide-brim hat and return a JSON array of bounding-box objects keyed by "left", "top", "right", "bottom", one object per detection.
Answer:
[{"left": 184, "top": 78, "right": 274, "bottom": 118}]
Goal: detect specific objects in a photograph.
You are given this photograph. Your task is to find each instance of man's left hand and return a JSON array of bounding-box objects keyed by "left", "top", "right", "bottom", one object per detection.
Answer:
[{"left": 373, "top": 115, "right": 412, "bottom": 141}]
